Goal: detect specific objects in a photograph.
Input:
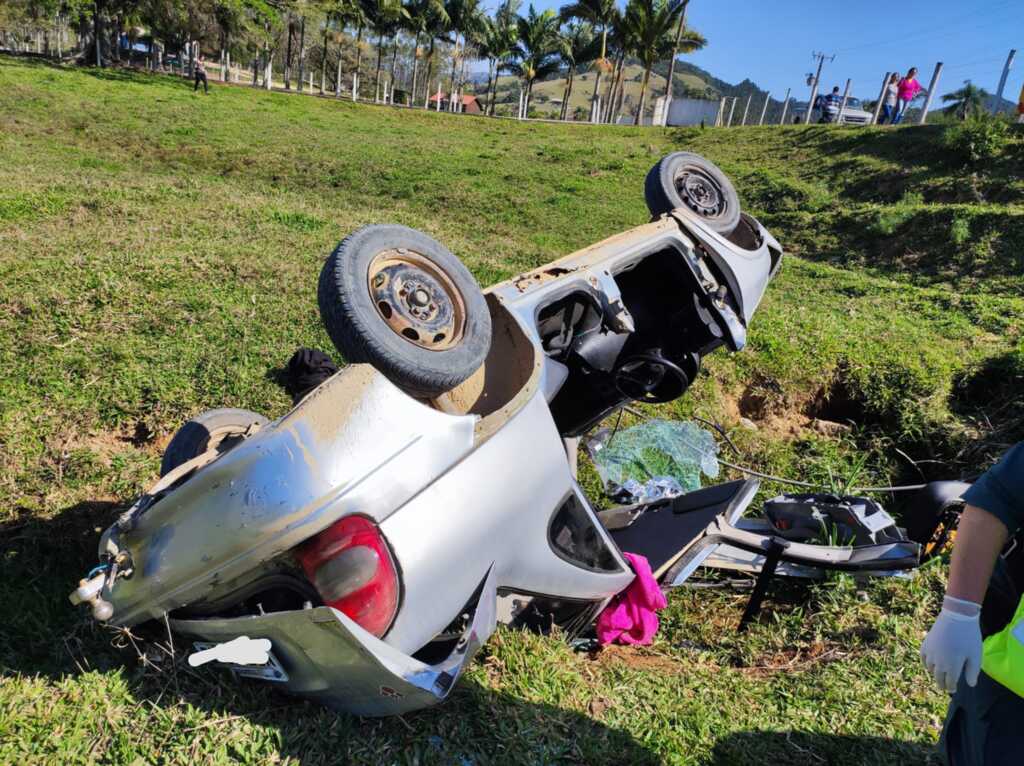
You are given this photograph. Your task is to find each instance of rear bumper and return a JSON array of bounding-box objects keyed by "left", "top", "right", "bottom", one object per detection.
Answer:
[{"left": 170, "top": 567, "right": 497, "bottom": 716}]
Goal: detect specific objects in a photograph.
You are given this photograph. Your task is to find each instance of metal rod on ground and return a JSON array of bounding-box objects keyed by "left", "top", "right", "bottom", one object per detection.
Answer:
[
  {"left": 726, "top": 96, "right": 737, "bottom": 126},
  {"left": 994, "top": 49, "right": 1017, "bottom": 114},
  {"left": 837, "top": 78, "right": 852, "bottom": 123},
  {"left": 918, "top": 61, "right": 943, "bottom": 124},
  {"left": 871, "top": 71, "right": 891, "bottom": 124},
  {"left": 740, "top": 93, "right": 752, "bottom": 125},
  {"left": 779, "top": 87, "right": 791, "bottom": 124},
  {"left": 758, "top": 91, "right": 770, "bottom": 125}
]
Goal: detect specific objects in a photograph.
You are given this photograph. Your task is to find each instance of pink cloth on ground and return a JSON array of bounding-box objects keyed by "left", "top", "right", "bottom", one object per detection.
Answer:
[{"left": 595, "top": 552, "right": 667, "bottom": 646}]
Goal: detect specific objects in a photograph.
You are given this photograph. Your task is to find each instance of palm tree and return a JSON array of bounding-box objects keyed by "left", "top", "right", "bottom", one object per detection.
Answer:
[
  {"left": 477, "top": 15, "right": 517, "bottom": 115},
  {"left": 601, "top": 11, "right": 627, "bottom": 122},
  {"left": 502, "top": 4, "right": 560, "bottom": 115},
  {"left": 319, "top": 0, "right": 358, "bottom": 94},
  {"left": 557, "top": 21, "right": 596, "bottom": 120},
  {"left": 559, "top": 0, "right": 616, "bottom": 121},
  {"left": 418, "top": 8, "right": 447, "bottom": 106},
  {"left": 404, "top": 0, "right": 448, "bottom": 105},
  {"left": 360, "top": 0, "right": 406, "bottom": 100},
  {"left": 621, "top": 0, "right": 687, "bottom": 124},
  {"left": 443, "top": 0, "right": 485, "bottom": 99},
  {"left": 942, "top": 81, "right": 990, "bottom": 121},
  {"left": 663, "top": 0, "right": 692, "bottom": 101}
]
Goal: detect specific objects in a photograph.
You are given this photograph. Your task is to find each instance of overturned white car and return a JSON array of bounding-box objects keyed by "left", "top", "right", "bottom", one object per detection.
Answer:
[{"left": 70, "top": 153, "right": 916, "bottom": 716}]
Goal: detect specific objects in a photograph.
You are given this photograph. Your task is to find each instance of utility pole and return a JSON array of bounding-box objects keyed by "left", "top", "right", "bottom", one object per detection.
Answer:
[
  {"left": 804, "top": 51, "right": 835, "bottom": 124},
  {"left": 871, "top": 71, "right": 891, "bottom": 124},
  {"left": 779, "top": 87, "right": 791, "bottom": 124},
  {"left": 837, "top": 78, "right": 852, "bottom": 123},
  {"left": 918, "top": 61, "right": 943, "bottom": 124},
  {"left": 994, "top": 49, "right": 1017, "bottom": 114}
]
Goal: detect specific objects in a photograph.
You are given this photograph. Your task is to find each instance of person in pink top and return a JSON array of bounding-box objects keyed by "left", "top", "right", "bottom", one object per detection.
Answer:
[{"left": 893, "top": 67, "right": 923, "bottom": 124}]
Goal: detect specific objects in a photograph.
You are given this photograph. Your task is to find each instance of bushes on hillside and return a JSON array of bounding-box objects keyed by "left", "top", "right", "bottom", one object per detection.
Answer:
[{"left": 943, "top": 114, "right": 1010, "bottom": 167}]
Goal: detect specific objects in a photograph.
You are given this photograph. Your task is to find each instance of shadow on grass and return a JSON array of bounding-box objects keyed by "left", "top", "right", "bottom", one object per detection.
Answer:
[
  {"left": 0, "top": 500, "right": 662, "bottom": 764},
  {"left": 705, "top": 730, "right": 940, "bottom": 766}
]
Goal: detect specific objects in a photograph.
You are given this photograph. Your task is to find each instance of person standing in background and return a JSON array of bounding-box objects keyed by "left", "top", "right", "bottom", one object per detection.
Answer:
[
  {"left": 878, "top": 73, "right": 900, "bottom": 124},
  {"left": 194, "top": 55, "right": 209, "bottom": 94},
  {"left": 820, "top": 86, "right": 842, "bottom": 123},
  {"left": 892, "top": 67, "right": 922, "bottom": 124}
]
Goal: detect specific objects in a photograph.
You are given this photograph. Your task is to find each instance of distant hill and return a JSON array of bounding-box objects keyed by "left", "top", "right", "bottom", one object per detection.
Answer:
[{"left": 486, "top": 56, "right": 787, "bottom": 121}]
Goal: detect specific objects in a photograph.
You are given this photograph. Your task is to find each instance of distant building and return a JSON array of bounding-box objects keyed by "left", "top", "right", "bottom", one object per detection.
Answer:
[{"left": 428, "top": 92, "right": 482, "bottom": 113}]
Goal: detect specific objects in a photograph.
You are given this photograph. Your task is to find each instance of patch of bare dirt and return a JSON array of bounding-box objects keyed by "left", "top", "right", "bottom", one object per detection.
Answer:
[
  {"left": 718, "top": 367, "right": 864, "bottom": 440},
  {"left": 735, "top": 641, "right": 855, "bottom": 678},
  {"left": 75, "top": 424, "right": 172, "bottom": 465},
  {"left": 587, "top": 644, "right": 683, "bottom": 675}
]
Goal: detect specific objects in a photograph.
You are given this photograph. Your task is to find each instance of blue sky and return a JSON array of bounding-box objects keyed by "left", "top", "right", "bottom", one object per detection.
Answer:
[{"left": 501, "top": 0, "right": 1024, "bottom": 103}]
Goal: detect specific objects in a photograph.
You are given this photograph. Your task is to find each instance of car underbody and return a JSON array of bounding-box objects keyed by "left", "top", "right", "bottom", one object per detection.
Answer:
[{"left": 69, "top": 154, "right": 926, "bottom": 716}]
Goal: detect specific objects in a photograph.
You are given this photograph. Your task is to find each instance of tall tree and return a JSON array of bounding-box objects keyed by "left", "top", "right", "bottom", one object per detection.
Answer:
[
  {"left": 403, "top": 0, "right": 446, "bottom": 104},
  {"left": 622, "top": 0, "right": 698, "bottom": 124},
  {"left": 558, "top": 0, "right": 615, "bottom": 121},
  {"left": 662, "top": 0, "right": 688, "bottom": 101},
  {"left": 557, "top": 21, "right": 596, "bottom": 120},
  {"left": 501, "top": 3, "right": 559, "bottom": 114},
  {"left": 442, "top": 0, "right": 484, "bottom": 98},
  {"left": 942, "top": 81, "right": 990, "bottom": 121},
  {"left": 359, "top": 0, "right": 405, "bottom": 99},
  {"left": 476, "top": 13, "right": 515, "bottom": 114}
]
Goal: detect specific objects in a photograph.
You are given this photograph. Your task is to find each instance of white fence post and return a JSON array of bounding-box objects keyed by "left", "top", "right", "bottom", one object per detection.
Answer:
[
  {"left": 871, "top": 72, "right": 891, "bottom": 124},
  {"left": 726, "top": 96, "right": 737, "bottom": 126},
  {"left": 758, "top": 92, "right": 770, "bottom": 125},
  {"left": 740, "top": 93, "right": 752, "bottom": 125},
  {"left": 994, "top": 49, "right": 1017, "bottom": 114},
  {"left": 837, "top": 78, "right": 852, "bottom": 123},
  {"left": 779, "top": 88, "right": 791, "bottom": 124},
  {"left": 918, "top": 62, "right": 943, "bottom": 125}
]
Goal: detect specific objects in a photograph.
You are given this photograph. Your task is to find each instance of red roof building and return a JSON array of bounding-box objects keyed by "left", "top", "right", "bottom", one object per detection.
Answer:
[{"left": 427, "top": 92, "right": 482, "bottom": 114}]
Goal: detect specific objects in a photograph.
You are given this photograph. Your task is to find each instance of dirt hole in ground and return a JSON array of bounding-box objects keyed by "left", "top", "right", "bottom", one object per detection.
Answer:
[{"left": 804, "top": 367, "right": 867, "bottom": 428}]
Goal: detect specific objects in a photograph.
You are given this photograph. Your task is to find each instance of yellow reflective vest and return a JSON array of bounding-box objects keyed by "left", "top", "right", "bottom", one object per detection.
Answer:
[{"left": 983, "top": 594, "right": 1024, "bottom": 696}]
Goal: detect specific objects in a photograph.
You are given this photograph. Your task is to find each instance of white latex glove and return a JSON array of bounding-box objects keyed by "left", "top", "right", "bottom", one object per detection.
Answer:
[{"left": 921, "top": 595, "right": 982, "bottom": 693}]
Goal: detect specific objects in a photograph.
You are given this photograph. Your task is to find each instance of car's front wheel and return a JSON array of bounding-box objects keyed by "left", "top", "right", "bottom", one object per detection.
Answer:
[{"left": 644, "top": 152, "right": 741, "bottom": 234}]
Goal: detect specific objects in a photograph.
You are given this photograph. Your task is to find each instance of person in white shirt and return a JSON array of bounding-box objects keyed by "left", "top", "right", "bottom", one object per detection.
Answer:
[{"left": 878, "top": 73, "right": 899, "bottom": 124}]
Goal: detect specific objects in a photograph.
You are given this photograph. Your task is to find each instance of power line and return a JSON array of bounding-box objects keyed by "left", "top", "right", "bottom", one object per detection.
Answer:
[{"left": 834, "top": 0, "right": 1019, "bottom": 55}]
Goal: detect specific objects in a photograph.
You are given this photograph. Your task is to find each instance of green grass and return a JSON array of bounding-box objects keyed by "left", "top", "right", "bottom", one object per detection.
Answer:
[{"left": 2, "top": 55, "right": 1022, "bottom": 764}]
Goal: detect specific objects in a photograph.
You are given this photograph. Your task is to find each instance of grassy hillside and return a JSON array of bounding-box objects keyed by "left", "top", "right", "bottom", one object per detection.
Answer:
[{"left": 2, "top": 56, "right": 1023, "bottom": 764}]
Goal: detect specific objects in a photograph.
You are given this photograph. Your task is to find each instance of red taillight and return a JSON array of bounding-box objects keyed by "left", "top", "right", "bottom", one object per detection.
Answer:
[{"left": 296, "top": 515, "right": 399, "bottom": 637}]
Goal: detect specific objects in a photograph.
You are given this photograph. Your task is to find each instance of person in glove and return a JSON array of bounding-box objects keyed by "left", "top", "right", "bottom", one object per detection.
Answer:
[{"left": 921, "top": 442, "right": 1024, "bottom": 765}]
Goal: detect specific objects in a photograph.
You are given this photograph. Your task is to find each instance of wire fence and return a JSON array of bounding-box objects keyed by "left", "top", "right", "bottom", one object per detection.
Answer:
[{"left": 3, "top": 32, "right": 1022, "bottom": 130}]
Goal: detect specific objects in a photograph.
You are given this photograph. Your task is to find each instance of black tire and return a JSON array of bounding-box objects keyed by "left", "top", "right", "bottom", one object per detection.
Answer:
[
  {"left": 645, "top": 152, "right": 741, "bottom": 234},
  {"left": 317, "top": 224, "right": 492, "bottom": 398},
  {"left": 160, "top": 408, "right": 268, "bottom": 476}
]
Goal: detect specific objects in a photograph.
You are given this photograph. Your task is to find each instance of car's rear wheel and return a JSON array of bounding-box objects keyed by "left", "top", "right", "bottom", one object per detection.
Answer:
[
  {"left": 317, "top": 224, "right": 492, "bottom": 398},
  {"left": 161, "top": 408, "right": 268, "bottom": 476},
  {"left": 645, "top": 152, "right": 741, "bottom": 235}
]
